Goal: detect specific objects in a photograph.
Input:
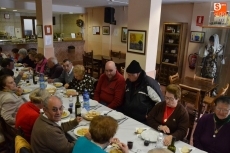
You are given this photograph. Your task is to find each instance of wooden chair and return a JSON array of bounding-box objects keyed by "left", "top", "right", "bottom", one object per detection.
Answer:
[
  {"left": 169, "top": 72, "right": 179, "bottom": 84},
  {"left": 203, "top": 83, "right": 229, "bottom": 113},
  {"left": 84, "top": 50, "right": 93, "bottom": 57},
  {"left": 179, "top": 84, "right": 201, "bottom": 112},
  {"left": 110, "top": 50, "right": 121, "bottom": 59},
  {"left": 101, "top": 56, "right": 112, "bottom": 73},
  {"left": 193, "top": 74, "right": 214, "bottom": 83},
  {"left": 82, "top": 55, "right": 100, "bottom": 78}
]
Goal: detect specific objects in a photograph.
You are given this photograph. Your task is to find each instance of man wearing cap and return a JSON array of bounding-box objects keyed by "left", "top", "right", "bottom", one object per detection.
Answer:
[
  {"left": 94, "top": 61, "right": 125, "bottom": 109},
  {"left": 122, "top": 60, "right": 164, "bottom": 124}
]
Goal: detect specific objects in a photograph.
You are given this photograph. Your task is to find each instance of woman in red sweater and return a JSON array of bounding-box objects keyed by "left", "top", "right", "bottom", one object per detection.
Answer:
[{"left": 15, "top": 88, "right": 50, "bottom": 142}]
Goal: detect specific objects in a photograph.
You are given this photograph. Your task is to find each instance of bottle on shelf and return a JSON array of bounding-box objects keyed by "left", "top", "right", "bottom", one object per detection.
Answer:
[
  {"left": 83, "top": 89, "right": 90, "bottom": 111},
  {"left": 155, "top": 132, "right": 164, "bottom": 148},
  {"left": 167, "top": 136, "right": 176, "bottom": 153},
  {"left": 75, "top": 93, "right": 81, "bottom": 117}
]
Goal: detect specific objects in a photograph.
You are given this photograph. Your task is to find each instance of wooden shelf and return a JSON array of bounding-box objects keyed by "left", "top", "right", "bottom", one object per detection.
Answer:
[
  {"left": 200, "top": 25, "right": 230, "bottom": 29},
  {"left": 163, "top": 53, "right": 177, "bottom": 57},
  {"left": 165, "top": 33, "right": 180, "bottom": 35},
  {"left": 164, "top": 43, "right": 179, "bottom": 46},
  {"left": 162, "top": 62, "right": 177, "bottom": 66}
]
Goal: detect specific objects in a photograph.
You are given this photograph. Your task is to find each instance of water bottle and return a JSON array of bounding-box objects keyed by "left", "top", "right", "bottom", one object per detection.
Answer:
[
  {"left": 155, "top": 132, "right": 164, "bottom": 148},
  {"left": 83, "top": 89, "right": 90, "bottom": 111},
  {"left": 39, "top": 73, "right": 46, "bottom": 89}
]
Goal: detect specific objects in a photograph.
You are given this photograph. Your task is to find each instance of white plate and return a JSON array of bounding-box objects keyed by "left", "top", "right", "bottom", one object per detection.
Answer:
[
  {"left": 61, "top": 110, "right": 70, "bottom": 119},
  {"left": 90, "top": 99, "right": 98, "bottom": 107},
  {"left": 23, "top": 88, "right": 32, "bottom": 94},
  {"left": 73, "top": 126, "right": 89, "bottom": 137},
  {"left": 140, "top": 130, "right": 159, "bottom": 142},
  {"left": 108, "top": 111, "right": 125, "bottom": 120},
  {"left": 179, "top": 147, "right": 195, "bottom": 153}
]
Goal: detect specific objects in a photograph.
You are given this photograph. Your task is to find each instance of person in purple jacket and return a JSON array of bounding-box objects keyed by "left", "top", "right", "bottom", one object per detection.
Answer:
[{"left": 193, "top": 96, "right": 230, "bottom": 153}]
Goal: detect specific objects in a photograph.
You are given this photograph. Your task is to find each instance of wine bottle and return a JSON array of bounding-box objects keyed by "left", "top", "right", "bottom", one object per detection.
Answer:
[
  {"left": 32, "top": 69, "right": 37, "bottom": 84},
  {"left": 75, "top": 93, "right": 81, "bottom": 117},
  {"left": 167, "top": 136, "right": 176, "bottom": 153}
]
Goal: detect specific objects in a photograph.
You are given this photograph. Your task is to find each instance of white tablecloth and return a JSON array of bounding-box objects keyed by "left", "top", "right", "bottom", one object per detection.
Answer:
[{"left": 21, "top": 82, "right": 207, "bottom": 153}]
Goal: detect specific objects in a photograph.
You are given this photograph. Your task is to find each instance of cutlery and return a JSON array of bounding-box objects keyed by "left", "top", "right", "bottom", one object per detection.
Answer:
[
  {"left": 93, "top": 105, "right": 102, "bottom": 110},
  {"left": 118, "top": 117, "right": 128, "bottom": 125},
  {"left": 104, "top": 109, "right": 113, "bottom": 115}
]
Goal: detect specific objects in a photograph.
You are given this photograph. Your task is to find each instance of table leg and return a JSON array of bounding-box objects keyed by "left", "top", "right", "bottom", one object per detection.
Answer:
[{"left": 197, "top": 91, "right": 205, "bottom": 120}]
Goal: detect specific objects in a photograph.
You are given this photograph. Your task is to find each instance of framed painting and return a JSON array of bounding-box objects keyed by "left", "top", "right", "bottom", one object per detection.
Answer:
[
  {"left": 36, "top": 25, "right": 43, "bottom": 38},
  {"left": 127, "top": 30, "right": 146, "bottom": 55},
  {"left": 102, "top": 26, "right": 110, "bottom": 35},
  {"left": 190, "top": 31, "right": 205, "bottom": 43},
  {"left": 44, "top": 25, "right": 52, "bottom": 35},
  {"left": 92, "top": 26, "right": 100, "bottom": 35},
  {"left": 121, "top": 27, "right": 127, "bottom": 43}
]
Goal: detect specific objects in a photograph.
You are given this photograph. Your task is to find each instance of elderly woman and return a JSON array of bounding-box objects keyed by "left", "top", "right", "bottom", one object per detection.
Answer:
[
  {"left": 0, "top": 75, "right": 24, "bottom": 126},
  {"left": 18, "top": 48, "right": 36, "bottom": 68},
  {"left": 193, "top": 96, "right": 230, "bottom": 153},
  {"left": 72, "top": 115, "right": 129, "bottom": 153},
  {"left": 66, "top": 65, "right": 96, "bottom": 96},
  {"left": 15, "top": 88, "right": 50, "bottom": 142},
  {"left": 147, "top": 84, "right": 189, "bottom": 146},
  {"left": 34, "top": 53, "right": 48, "bottom": 74}
]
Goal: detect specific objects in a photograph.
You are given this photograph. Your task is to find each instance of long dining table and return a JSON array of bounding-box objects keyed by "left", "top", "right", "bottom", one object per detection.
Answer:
[{"left": 18, "top": 80, "right": 207, "bottom": 153}]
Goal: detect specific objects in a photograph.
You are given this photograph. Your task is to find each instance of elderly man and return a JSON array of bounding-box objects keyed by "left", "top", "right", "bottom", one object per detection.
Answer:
[
  {"left": 94, "top": 61, "right": 125, "bottom": 109},
  {"left": 31, "top": 95, "right": 82, "bottom": 153},
  {"left": 46, "top": 57, "right": 63, "bottom": 79},
  {"left": 17, "top": 48, "right": 35, "bottom": 68},
  {"left": 122, "top": 60, "right": 164, "bottom": 124},
  {"left": 48, "top": 59, "right": 74, "bottom": 85},
  {"left": 0, "top": 58, "right": 23, "bottom": 85}
]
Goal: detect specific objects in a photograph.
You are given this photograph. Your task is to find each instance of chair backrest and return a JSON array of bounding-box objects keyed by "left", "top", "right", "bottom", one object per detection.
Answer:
[
  {"left": 179, "top": 84, "right": 201, "bottom": 110},
  {"left": 194, "top": 74, "right": 214, "bottom": 83},
  {"left": 110, "top": 50, "right": 121, "bottom": 59},
  {"left": 84, "top": 50, "right": 93, "bottom": 57},
  {"left": 82, "top": 54, "right": 93, "bottom": 67},
  {"left": 217, "top": 83, "right": 229, "bottom": 97},
  {"left": 101, "top": 56, "right": 112, "bottom": 72},
  {"left": 169, "top": 72, "right": 179, "bottom": 84},
  {"left": 15, "top": 135, "right": 31, "bottom": 153}
]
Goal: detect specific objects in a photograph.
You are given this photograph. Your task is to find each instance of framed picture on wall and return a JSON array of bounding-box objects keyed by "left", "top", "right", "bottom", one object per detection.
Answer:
[
  {"left": 36, "top": 25, "right": 43, "bottom": 38},
  {"left": 127, "top": 30, "right": 146, "bottom": 55},
  {"left": 190, "top": 31, "right": 205, "bottom": 43},
  {"left": 102, "top": 26, "right": 110, "bottom": 35},
  {"left": 121, "top": 27, "right": 127, "bottom": 43},
  {"left": 44, "top": 25, "right": 52, "bottom": 35},
  {"left": 92, "top": 26, "right": 100, "bottom": 35}
]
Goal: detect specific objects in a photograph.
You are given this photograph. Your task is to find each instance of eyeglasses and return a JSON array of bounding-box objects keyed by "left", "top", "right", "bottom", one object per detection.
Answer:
[
  {"left": 215, "top": 107, "right": 230, "bottom": 114},
  {"left": 47, "top": 105, "right": 64, "bottom": 113},
  {"left": 165, "top": 96, "right": 175, "bottom": 101}
]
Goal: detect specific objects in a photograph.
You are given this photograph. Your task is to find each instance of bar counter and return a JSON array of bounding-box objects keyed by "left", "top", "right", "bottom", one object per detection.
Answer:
[{"left": 0, "top": 40, "right": 85, "bottom": 64}]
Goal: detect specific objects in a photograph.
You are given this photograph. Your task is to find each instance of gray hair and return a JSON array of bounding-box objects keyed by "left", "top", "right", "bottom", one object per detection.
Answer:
[
  {"left": 148, "top": 148, "right": 172, "bottom": 153},
  {"left": 18, "top": 48, "right": 28, "bottom": 56},
  {"left": 29, "top": 88, "right": 51, "bottom": 104},
  {"left": 43, "top": 95, "right": 63, "bottom": 108},
  {"left": 49, "top": 57, "right": 58, "bottom": 65}
]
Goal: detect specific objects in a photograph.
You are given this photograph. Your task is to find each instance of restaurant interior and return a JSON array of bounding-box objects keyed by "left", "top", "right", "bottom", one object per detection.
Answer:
[{"left": 0, "top": 0, "right": 230, "bottom": 152}]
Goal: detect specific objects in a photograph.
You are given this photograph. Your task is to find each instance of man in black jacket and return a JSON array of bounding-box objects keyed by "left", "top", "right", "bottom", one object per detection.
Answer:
[{"left": 122, "top": 60, "right": 164, "bottom": 124}]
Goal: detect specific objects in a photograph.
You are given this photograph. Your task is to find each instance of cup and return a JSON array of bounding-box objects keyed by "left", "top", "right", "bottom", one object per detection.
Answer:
[
  {"left": 144, "top": 140, "right": 150, "bottom": 146},
  {"left": 127, "top": 141, "right": 133, "bottom": 149},
  {"left": 68, "top": 107, "right": 73, "bottom": 114}
]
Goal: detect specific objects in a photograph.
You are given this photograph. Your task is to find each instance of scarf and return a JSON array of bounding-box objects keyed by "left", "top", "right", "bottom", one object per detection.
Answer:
[{"left": 36, "top": 58, "right": 47, "bottom": 73}]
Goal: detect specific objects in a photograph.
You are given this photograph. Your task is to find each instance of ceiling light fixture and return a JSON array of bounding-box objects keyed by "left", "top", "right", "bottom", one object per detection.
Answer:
[
  {"left": 69, "top": 12, "right": 73, "bottom": 14},
  {"left": 107, "top": 0, "right": 128, "bottom": 4},
  {"left": 1, "top": 7, "right": 6, "bottom": 9},
  {"left": 13, "top": 10, "right": 17, "bottom": 11}
]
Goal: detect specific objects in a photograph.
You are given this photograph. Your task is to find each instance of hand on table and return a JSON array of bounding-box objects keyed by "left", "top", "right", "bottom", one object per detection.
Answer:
[
  {"left": 75, "top": 116, "right": 82, "bottom": 123},
  {"left": 15, "top": 87, "right": 23, "bottom": 95},
  {"left": 159, "top": 125, "right": 170, "bottom": 134},
  {"left": 163, "top": 135, "right": 173, "bottom": 146},
  {"left": 64, "top": 83, "right": 69, "bottom": 89},
  {"left": 48, "top": 79, "right": 53, "bottom": 83},
  {"left": 117, "top": 142, "right": 129, "bottom": 153}
]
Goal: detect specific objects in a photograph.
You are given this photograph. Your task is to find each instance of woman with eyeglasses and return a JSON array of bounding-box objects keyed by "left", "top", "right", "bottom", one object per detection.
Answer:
[
  {"left": 147, "top": 84, "right": 189, "bottom": 146},
  {"left": 15, "top": 88, "right": 50, "bottom": 142},
  {"left": 193, "top": 96, "right": 230, "bottom": 153},
  {"left": 34, "top": 53, "right": 48, "bottom": 74}
]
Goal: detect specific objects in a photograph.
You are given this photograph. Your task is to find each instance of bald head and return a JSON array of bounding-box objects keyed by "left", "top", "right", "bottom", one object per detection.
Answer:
[
  {"left": 105, "top": 61, "right": 117, "bottom": 80},
  {"left": 47, "top": 57, "right": 58, "bottom": 68}
]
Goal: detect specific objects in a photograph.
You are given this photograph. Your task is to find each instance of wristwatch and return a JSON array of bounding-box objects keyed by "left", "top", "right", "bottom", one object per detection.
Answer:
[{"left": 157, "top": 125, "right": 162, "bottom": 131}]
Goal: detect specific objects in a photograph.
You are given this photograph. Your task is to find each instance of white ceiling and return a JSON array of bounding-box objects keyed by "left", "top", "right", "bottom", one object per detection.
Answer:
[{"left": 1, "top": 0, "right": 229, "bottom": 13}]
